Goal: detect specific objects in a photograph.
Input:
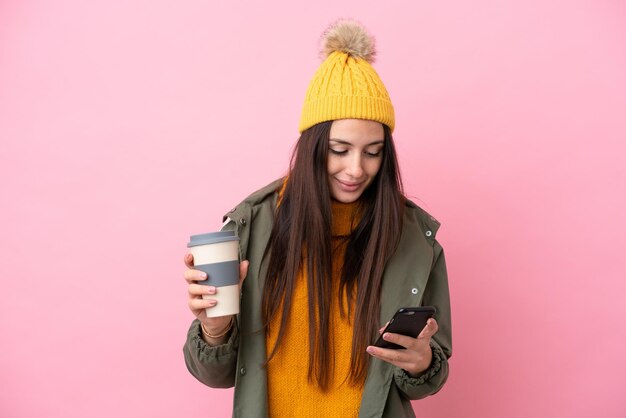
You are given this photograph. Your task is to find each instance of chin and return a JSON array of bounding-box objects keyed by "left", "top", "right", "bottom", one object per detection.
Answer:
[{"left": 330, "top": 189, "right": 362, "bottom": 203}]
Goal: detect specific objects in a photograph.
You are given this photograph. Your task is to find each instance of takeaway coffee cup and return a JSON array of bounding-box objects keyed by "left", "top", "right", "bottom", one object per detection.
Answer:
[{"left": 187, "top": 231, "right": 240, "bottom": 318}]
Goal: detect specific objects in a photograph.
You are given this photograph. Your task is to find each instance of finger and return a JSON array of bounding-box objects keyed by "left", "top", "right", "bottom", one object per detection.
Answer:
[
  {"left": 380, "top": 332, "right": 419, "bottom": 351},
  {"left": 184, "top": 253, "right": 194, "bottom": 269},
  {"left": 366, "top": 346, "right": 413, "bottom": 365},
  {"left": 188, "top": 283, "right": 216, "bottom": 297},
  {"left": 239, "top": 260, "right": 249, "bottom": 287},
  {"left": 188, "top": 298, "right": 217, "bottom": 310},
  {"left": 418, "top": 318, "right": 439, "bottom": 339},
  {"left": 378, "top": 321, "right": 390, "bottom": 334},
  {"left": 183, "top": 268, "right": 208, "bottom": 284}
]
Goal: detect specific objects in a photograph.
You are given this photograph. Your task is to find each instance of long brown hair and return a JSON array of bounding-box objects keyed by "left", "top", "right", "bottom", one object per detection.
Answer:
[{"left": 261, "top": 120, "right": 405, "bottom": 390}]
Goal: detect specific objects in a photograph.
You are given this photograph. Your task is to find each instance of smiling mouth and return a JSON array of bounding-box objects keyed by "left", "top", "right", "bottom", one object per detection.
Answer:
[{"left": 335, "top": 178, "right": 364, "bottom": 189}]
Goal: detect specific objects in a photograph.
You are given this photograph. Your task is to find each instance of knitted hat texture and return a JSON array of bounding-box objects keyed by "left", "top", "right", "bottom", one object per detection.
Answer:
[{"left": 298, "top": 19, "right": 395, "bottom": 133}]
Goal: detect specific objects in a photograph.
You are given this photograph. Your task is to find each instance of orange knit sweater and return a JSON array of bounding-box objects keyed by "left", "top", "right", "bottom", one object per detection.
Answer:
[{"left": 266, "top": 197, "right": 364, "bottom": 417}]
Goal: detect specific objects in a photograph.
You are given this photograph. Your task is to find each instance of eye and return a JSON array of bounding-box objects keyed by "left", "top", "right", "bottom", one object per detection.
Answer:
[
  {"left": 365, "top": 150, "right": 382, "bottom": 157},
  {"left": 329, "top": 149, "right": 348, "bottom": 155}
]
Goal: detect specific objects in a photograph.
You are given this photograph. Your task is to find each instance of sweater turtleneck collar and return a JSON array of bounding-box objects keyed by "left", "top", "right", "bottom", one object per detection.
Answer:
[
  {"left": 277, "top": 177, "right": 362, "bottom": 238},
  {"left": 330, "top": 199, "right": 362, "bottom": 237}
]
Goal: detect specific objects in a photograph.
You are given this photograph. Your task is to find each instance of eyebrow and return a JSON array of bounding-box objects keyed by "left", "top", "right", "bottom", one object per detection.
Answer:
[{"left": 329, "top": 139, "right": 384, "bottom": 146}]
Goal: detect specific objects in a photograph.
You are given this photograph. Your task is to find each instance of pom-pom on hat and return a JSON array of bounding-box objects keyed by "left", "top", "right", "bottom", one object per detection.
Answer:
[{"left": 298, "top": 19, "right": 395, "bottom": 133}]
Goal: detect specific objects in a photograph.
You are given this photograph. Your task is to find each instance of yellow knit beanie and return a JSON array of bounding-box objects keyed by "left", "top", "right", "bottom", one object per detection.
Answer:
[{"left": 298, "top": 19, "right": 395, "bottom": 133}]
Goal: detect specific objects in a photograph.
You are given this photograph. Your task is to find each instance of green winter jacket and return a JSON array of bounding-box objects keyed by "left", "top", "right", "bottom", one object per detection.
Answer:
[{"left": 183, "top": 178, "right": 452, "bottom": 418}]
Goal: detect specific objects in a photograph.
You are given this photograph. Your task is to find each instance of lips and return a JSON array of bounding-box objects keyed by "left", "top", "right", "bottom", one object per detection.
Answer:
[{"left": 335, "top": 178, "right": 364, "bottom": 191}]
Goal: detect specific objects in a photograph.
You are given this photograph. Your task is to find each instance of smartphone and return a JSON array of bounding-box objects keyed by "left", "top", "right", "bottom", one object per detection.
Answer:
[{"left": 373, "top": 306, "right": 437, "bottom": 349}]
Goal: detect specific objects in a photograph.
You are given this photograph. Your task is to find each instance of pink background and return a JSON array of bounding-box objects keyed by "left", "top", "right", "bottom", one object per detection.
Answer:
[{"left": 1, "top": 0, "right": 625, "bottom": 417}]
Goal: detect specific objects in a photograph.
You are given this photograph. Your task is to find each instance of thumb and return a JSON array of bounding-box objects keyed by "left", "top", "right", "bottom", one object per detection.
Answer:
[{"left": 239, "top": 260, "right": 250, "bottom": 287}]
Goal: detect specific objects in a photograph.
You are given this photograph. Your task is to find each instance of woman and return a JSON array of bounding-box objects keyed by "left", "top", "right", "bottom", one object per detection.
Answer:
[{"left": 183, "top": 19, "right": 452, "bottom": 418}]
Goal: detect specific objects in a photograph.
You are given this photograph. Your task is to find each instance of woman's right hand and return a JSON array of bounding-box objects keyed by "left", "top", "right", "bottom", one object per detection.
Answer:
[{"left": 184, "top": 253, "right": 249, "bottom": 339}]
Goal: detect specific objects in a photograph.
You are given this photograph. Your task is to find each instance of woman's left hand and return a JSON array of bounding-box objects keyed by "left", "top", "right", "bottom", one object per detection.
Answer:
[{"left": 366, "top": 318, "right": 439, "bottom": 377}]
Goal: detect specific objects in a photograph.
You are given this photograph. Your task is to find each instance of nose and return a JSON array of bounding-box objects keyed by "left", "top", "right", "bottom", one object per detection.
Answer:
[{"left": 345, "top": 153, "right": 364, "bottom": 179}]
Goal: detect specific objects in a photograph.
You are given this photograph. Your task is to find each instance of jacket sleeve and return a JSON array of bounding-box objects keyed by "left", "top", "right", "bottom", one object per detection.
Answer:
[
  {"left": 393, "top": 239, "right": 452, "bottom": 400},
  {"left": 182, "top": 318, "right": 240, "bottom": 388}
]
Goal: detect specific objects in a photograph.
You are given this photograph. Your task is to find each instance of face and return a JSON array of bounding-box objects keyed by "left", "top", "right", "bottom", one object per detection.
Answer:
[{"left": 327, "top": 119, "right": 385, "bottom": 203}]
